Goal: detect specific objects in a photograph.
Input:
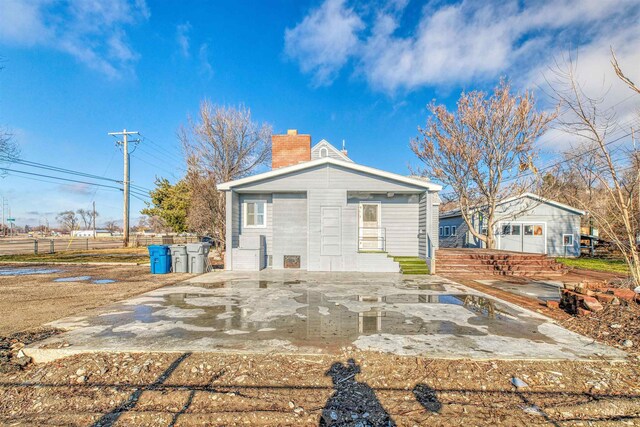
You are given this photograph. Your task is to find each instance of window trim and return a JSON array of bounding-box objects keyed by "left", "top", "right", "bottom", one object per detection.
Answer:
[
  {"left": 319, "top": 147, "right": 329, "bottom": 158},
  {"left": 444, "top": 226, "right": 450, "bottom": 237},
  {"left": 563, "top": 233, "right": 574, "bottom": 247},
  {"left": 451, "top": 226, "right": 457, "bottom": 236},
  {"left": 243, "top": 200, "right": 267, "bottom": 229},
  {"left": 439, "top": 226, "right": 443, "bottom": 237}
]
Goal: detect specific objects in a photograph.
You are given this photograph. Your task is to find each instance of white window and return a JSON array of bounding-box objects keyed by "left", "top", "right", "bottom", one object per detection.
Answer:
[
  {"left": 563, "top": 234, "right": 574, "bottom": 246},
  {"left": 243, "top": 200, "right": 266, "bottom": 228},
  {"left": 439, "top": 227, "right": 443, "bottom": 236},
  {"left": 444, "top": 226, "right": 450, "bottom": 236},
  {"left": 451, "top": 226, "right": 457, "bottom": 236},
  {"left": 319, "top": 147, "right": 329, "bottom": 158}
]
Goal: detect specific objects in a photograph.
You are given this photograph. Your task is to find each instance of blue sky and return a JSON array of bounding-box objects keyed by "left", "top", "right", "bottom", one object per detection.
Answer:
[{"left": 0, "top": 0, "right": 639, "bottom": 228}]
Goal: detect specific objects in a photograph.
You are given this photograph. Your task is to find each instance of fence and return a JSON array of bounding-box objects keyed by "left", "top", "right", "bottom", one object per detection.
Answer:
[{"left": 0, "top": 235, "right": 215, "bottom": 256}]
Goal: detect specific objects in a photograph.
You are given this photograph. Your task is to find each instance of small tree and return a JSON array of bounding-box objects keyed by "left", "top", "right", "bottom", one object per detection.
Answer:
[
  {"left": 179, "top": 102, "right": 271, "bottom": 257},
  {"left": 141, "top": 178, "right": 190, "bottom": 233},
  {"left": 411, "top": 79, "right": 555, "bottom": 248},
  {"left": 56, "top": 211, "right": 78, "bottom": 233}
]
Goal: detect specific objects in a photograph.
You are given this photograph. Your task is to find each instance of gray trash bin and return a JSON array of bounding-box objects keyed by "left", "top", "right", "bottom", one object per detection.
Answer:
[
  {"left": 186, "top": 243, "right": 211, "bottom": 273},
  {"left": 169, "top": 245, "right": 188, "bottom": 273}
]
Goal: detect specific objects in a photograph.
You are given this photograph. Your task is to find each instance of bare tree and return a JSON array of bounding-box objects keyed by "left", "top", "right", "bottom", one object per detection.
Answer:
[
  {"left": 0, "top": 62, "right": 19, "bottom": 174},
  {"left": 547, "top": 52, "right": 640, "bottom": 285},
  {"left": 104, "top": 220, "right": 120, "bottom": 233},
  {"left": 412, "top": 79, "right": 555, "bottom": 248},
  {"left": 76, "top": 208, "right": 98, "bottom": 230},
  {"left": 179, "top": 101, "right": 272, "bottom": 258},
  {"left": 56, "top": 211, "right": 79, "bottom": 233}
]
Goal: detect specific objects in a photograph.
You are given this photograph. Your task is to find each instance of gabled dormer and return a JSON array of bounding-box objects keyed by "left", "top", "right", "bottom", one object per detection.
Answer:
[{"left": 311, "top": 139, "right": 353, "bottom": 162}]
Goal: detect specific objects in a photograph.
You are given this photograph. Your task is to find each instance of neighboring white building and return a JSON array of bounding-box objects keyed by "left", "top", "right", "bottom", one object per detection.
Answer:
[
  {"left": 439, "top": 193, "right": 585, "bottom": 257},
  {"left": 71, "top": 229, "right": 113, "bottom": 238},
  {"left": 218, "top": 130, "right": 442, "bottom": 272}
]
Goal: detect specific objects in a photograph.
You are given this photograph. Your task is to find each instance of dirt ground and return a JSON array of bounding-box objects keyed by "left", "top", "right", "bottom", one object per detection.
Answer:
[
  {"left": 0, "top": 351, "right": 638, "bottom": 426},
  {"left": 0, "top": 264, "right": 191, "bottom": 335},
  {"left": 443, "top": 269, "right": 640, "bottom": 354}
]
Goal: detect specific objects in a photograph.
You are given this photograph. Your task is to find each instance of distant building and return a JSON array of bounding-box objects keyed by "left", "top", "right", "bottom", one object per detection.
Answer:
[
  {"left": 439, "top": 193, "right": 584, "bottom": 257},
  {"left": 71, "top": 230, "right": 113, "bottom": 238}
]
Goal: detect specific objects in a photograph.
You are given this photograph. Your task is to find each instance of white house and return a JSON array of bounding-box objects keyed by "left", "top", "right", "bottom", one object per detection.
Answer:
[{"left": 218, "top": 130, "right": 442, "bottom": 272}]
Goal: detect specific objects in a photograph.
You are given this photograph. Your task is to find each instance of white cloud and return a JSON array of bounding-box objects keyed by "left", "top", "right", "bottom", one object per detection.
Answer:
[
  {"left": 176, "top": 22, "right": 191, "bottom": 57},
  {"left": 198, "top": 43, "right": 213, "bottom": 78},
  {"left": 0, "top": 0, "right": 149, "bottom": 78},
  {"left": 285, "top": 0, "right": 364, "bottom": 86},
  {"left": 285, "top": 0, "right": 640, "bottom": 93}
]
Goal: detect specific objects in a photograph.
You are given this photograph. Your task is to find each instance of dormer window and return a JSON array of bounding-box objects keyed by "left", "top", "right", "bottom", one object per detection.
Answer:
[{"left": 320, "top": 147, "right": 328, "bottom": 158}]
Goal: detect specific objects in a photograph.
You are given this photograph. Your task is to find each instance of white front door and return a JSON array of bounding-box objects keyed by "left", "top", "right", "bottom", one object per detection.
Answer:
[{"left": 359, "top": 202, "right": 382, "bottom": 250}]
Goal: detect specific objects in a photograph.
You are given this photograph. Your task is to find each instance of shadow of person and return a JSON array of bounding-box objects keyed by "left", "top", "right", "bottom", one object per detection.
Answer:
[
  {"left": 319, "top": 359, "right": 395, "bottom": 427},
  {"left": 413, "top": 384, "right": 442, "bottom": 413}
]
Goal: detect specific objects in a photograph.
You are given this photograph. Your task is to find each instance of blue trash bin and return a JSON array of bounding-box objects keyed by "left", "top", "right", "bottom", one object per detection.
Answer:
[{"left": 148, "top": 245, "right": 172, "bottom": 274}]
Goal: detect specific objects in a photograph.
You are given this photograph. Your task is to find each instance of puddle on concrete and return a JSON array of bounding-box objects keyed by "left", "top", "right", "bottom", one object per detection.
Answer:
[
  {"left": 53, "top": 276, "right": 92, "bottom": 282},
  {"left": 93, "top": 279, "right": 116, "bottom": 284},
  {"left": 0, "top": 267, "right": 61, "bottom": 276},
  {"left": 67, "top": 279, "right": 554, "bottom": 353}
]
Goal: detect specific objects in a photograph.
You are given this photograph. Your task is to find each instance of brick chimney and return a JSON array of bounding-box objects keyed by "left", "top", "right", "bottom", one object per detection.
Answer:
[{"left": 271, "top": 129, "right": 311, "bottom": 169}]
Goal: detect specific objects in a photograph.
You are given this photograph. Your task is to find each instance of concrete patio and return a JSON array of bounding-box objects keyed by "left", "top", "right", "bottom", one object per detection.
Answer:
[{"left": 26, "top": 271, "right": 626, "bottom": 362}]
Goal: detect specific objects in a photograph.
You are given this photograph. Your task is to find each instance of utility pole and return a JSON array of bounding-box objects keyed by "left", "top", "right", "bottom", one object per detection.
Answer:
[
  {"left": 1, "top": 197, "right": 7, "bottom": 237},
  {"left": 108, "top": 129, "right": 140, "bottom": 246},
  {"left": 92, "top": 201, "right": 96, "bottom": 239}
]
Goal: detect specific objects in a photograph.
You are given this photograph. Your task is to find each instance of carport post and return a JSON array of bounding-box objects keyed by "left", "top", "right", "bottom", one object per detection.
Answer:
[
  {"left": 86, "top": 239, "right": 89, "bottom": 250},
  {"left": 50, "top": 239, "right": 54, "bottom": 254},
  {"left": 34, "top": 240, "right": 38, "bottom": 255}
]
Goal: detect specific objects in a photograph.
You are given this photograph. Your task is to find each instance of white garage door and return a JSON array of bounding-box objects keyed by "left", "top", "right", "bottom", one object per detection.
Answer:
[{"left": 499, "top": 222, "right": 546, "bottom": 254}]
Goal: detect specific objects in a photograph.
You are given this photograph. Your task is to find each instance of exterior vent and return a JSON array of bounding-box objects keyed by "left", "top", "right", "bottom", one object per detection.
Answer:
[{"left": 284, "top": 255, "right": 301, "bottom": 269}]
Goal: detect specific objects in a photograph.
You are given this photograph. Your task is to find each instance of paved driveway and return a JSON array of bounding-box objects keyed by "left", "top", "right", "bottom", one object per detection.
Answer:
[{"left": 28, "top": 271, "right": 625, "bottom": 361}]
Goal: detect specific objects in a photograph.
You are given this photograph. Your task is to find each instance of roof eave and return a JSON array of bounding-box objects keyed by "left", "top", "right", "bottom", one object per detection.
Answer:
[{"left": 217, "top": 157, "right": 442, "bottom": 191}]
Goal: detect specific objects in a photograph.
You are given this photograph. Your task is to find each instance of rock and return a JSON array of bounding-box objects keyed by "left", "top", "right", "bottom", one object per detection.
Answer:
[
  {"left": 608, "top": 289, "right": 636, "bottom": 302},
  {"left": 511, "top": 377, "right": 528, "bottom": 388},
  {"left": 582, "top": 296, "right": 603, "bottom": 312},
  {"left": 546, "top": 301, "right": 560, "bottom": 309},
  {"left": 595, "top": 293, "right": 618, "bottom": 305},
  {"left": 131, "top": 366, "right": 142, "bottom": 375},
  {"left": 76, "top": 375, "right": 87, "bottom": 383},
  {"left": 76, "top": 368, "right": 86, "bottom": 377},
  {"left": 611, "top": 324, "right": 622, "bottom": 329},
  {"left": 622, "top": 340, "right": 633, "bottom": 348},
  {"left": 14, "top": 356, "right": 31, "bottom": 367},
  {"left": 288, "top": 401, "right": 295, "bottom": 409},
  {"left": 293, "top": 407, "right": 304, "bottom": 414},
  {"left": 633, "top": 286, "right": 640, "bottom": 294}
]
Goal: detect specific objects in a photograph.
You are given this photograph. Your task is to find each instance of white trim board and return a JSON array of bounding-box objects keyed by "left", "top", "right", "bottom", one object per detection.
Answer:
[{"left": 218, "top": 157, "right": 442, "bottom": 191}]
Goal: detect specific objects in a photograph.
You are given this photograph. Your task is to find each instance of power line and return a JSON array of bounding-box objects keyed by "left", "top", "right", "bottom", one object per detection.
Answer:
[
  {"left": 0, "top": 167, "right": 124, "bottom": 191},
  {"left": 0, "top": 156, "right": 123, "bottom": 184}
]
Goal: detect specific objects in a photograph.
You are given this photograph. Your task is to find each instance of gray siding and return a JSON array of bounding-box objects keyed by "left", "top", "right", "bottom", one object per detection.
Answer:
[
  {"left": 439, "top": 216, "right": 469, "bottom": 248},
  {"left": 311, "top": 143, "right": 349, "bottom": 161},
  {"left": 231, "top": 191, "right": 240, "bottom": 248},
  {"left": 439, "top": 196, "right": 582, "bottom": 256},
  {"left": 347, "top": 194, "right": 420, "bottom": 256},
  {"left": 233, "top": 164, "right": 426, "bottom": 193},
  {"left": 226, "top": 162, "right": 440, "bottom": 271},
  {"left": 419, "top": 193, "right": 427, "bottom": 258},
  {"left": 238, "top": 194, "right": 272, "bottom": 261},
  {"left": 272, "top": 193, "right": 308, "bottom": 269}
]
